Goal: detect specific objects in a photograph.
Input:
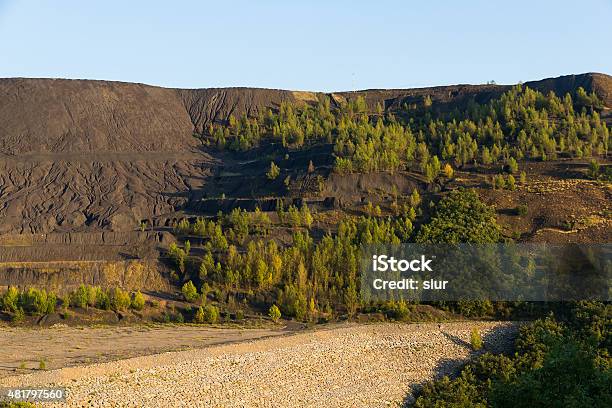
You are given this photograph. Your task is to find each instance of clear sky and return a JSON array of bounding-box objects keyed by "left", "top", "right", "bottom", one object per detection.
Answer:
[{"left": 0, "top": 0, "right": 610, "bottom": 92}]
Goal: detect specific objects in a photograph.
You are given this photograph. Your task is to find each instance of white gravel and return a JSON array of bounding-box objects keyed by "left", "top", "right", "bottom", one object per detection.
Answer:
[{"left": 0, "top": 321, "right": 518, "bottom": 407}]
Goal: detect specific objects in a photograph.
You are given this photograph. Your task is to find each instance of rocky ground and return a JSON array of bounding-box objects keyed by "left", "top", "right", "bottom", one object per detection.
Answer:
[
  {"left": 0, "top": 323, "right": 288, "bottom": 378},
  {"left": 0, "top": 321, "right": 518, "bottom": 407}
]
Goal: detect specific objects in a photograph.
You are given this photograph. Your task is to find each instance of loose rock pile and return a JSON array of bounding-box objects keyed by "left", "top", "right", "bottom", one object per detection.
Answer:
[{"left": 0, "top": 322, "right": 518, "bottom": 407}]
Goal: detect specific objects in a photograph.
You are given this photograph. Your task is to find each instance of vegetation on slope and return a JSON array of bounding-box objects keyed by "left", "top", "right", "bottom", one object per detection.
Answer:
[{"left": 414, "top": 302, "right": 611, "bottom": 407}]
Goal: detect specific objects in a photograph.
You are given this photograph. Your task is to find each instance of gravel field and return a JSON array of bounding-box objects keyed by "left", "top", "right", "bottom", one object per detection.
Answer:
[{"left": 0, "top": 321, "right": 518, "bottom": 407}]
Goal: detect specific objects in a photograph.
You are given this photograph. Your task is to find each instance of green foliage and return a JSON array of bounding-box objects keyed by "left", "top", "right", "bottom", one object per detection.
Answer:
[
  {"left": 1, "top": 287, "right": 57, "bottom": 315},
  {"left": 108, "top": 287, "right": 131, "bottom": 311},
  {"left": 131, "top": 290, "right": 145, "bottom": 311},
  {"left": 168, "top": 242, "right": 186, "bottom": 273},
  {"left": 71, "top": 284, "right": 89, "bottom": 309},
  {"left": 507, "top": 157, "right": 518, "bottom": 174},
  {"left": 181, "top": 281, "right": 199, "bottom": 303},
  {"left": 268, "top": 304, "right": 281, "bottom": 322},
  {"left": 414, "top": 304, "right": 612, "bottom": 407},
  {"left": 1, "top": 286, "right": 19, "bottom": 312},
  {"left": 266, "top": 161, "right": 281, "bottom": 180},
  {"left": 491, "top": 340, "right": 611, "bottom": 408},
  {"left": 194, "top": 306, "right": 205, "bottom": 323},
  {"left": 205, "top": 85, "right": 608, "bottom": 181},
  {"left": 12, "top": 307, "right": 25, "bottom": 322},
  {"left": 203, "top": 304, "right": 220, "bottom": 324},
  {"left": 471, "top": 328, "right": 483, "bottom": 351},
  {"left": 507, "top": 174, "right": 516, "bottom": 191},
  {"left": 416, "top": 189, "right": 501, "bottom": 243}
]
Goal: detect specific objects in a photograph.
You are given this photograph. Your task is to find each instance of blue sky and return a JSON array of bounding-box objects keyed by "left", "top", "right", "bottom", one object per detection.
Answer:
[{"left": 0, "top": 0, "right": 610, "bottom": 91}]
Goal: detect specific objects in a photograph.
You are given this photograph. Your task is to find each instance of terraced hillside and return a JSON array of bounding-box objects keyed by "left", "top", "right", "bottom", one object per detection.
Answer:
[{"left": 0, "top": 73, "right": 610, "bottom": 293}]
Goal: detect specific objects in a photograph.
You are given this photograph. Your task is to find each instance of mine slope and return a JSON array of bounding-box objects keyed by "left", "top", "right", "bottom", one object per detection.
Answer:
[
  {"left": 0, "top": 73, "right": 610, "bottom": 291},
  {"left": 1, "top": 73, "right": 610, "bottom": 234}
]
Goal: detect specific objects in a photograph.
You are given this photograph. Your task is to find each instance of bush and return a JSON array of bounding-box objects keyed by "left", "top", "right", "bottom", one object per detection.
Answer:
[
  {"left": 181, "top": 281, "right": 199, "bottom": 303},
  {"left": 416, "top": 189, "right": 501, "bottom": 244},
  {"left": 70, "top": 284, "right": 89, "bottom": 309},
  {"left": 268, "top": 304, "right": 281, "bottom": 323},
  {"left": 45, "top": 292, "right": 57, "bottom": 314},
  {"left": 1, "top": 286, "right": 19, "bottom": 312},
  {"left": 194, "top": 306, "right": 205, "bottom": 323},
  {"left": 22, "top": 288, "right": 56, "bottom": 315},
  {"left": 203, "top": 305, "right": 219, "bottom": 324},
  {"left": 109, "top": 287, "right": 131, "bottom": 311},
  {"left": 385, "top": 300, "right": 412, "bottom": 320},
  {"left": 95, "top": 289, "right": 111, "bottom": 310},
  {"left": 266, "top": 161, "right": 281, "bottom": 180},
  {"left": 491, "top": 340, "right": 611, "bottom": 408},
  {"left": 131, "top": 291, "right": 145, "bottom": 310},
  {"left": 12, "top": 307, "right": 25, "bottom": 323},
  {"left": 470, "top": 328, "right": 483, "bottom": 351}
]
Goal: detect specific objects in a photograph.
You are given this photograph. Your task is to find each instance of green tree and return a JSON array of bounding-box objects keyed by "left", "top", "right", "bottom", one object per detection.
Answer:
[
  {"left": 470, "top": 328, "right": 483, "bottom": 350},
  {"left": 268, "top": 304, "right": 281, "bottom": 323},
  {"left": 507, "top": 157, "right": 518, "bottom": 174},
  {"left": 416, "top": 189, "right": 501, "bottom": 243},
  {"left": 194, "top": 306, "right": 205, "bottom": 323},
  {"left": 131, "top": 290, "right": 145, "bottom": 310},
  {"left": 266, "top": 161, "right": 281, "bottom": 180},
  {"left": 181, "top": 281, "right": 199, "bottom": 303},
  {"left": 507, "top": 174, "right": 516, "bottom": 191},
  {"left": 204, "top": 304, "right": 219, "bottom": 324}
]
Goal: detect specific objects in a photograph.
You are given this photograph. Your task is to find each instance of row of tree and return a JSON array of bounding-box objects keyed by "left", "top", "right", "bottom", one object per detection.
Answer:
[{"left": 201, "top": 86, "right": 608, "bottom": 182}]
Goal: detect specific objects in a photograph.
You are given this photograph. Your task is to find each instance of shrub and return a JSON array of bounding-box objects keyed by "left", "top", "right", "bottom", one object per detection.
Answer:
[
  {"left": 470, "top": 328, "right": 483, "bottom": 351},
  {"left": 181, "top": 281, "right": 199, "bottom": 303},
  {"left": 443, "top": 163, "right": 454, "bottom": 178},
  {"left": 416, "top": 189, "right": 501, "bottom": 244},
  {"left": 12, "top": 307, "right": 25, "bottom": 323},
  {"left": 95, "top": 289, "right": 111, "bottom": 310},
  {"left": 131, "top": 291, "right": 145, "bottom": 311},
  {"left": 44, "top": 292, "right": 57, "bottom": 314},
  {"left": 71, "top": 284, "right": 89, "bottom": 309},
  {"left": 1, "top": 286, "right": 19, "bottom": 312},
  {"left": 194, "top": 306, "right": 205, "bottom": 323},
  {"left": 268, "top": 304, "right": 281, "bottom": 323},
  {"left": 587, "top": 159, "right": 600, "bottom": 179},
  {"left": 386, "top": 300, "right": 411, "bottom": 320},
  {"left": 204, "top": 305, "right": 219, "bottom": 324},
  {"left": 22, "top": 288, "right": 55, "bottom": 315},
  {"left": 266, "top": 161, "right": 281, "bottom": 180},
  {"left": 507, "top": 174, "right": 516, "bottom": 190},
  {"left": 86, "top": 286, "right": 98, "bottom": 308},
  {"left": 109, "top": 287, "right": 131, "bottom": 311},
  {"left": 507, "top": 157, "right": 518, "bottom": 174}
]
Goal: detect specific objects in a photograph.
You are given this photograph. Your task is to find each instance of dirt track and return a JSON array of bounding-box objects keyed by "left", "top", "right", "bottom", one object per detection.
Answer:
[{"left": 0, "top": 321, "right": 518, "bottom": 407}]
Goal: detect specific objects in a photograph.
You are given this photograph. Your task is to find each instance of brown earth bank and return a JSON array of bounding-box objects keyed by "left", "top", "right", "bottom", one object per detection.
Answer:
[{"left": 0, "top": 321, "right": 519, "bottom": 408}]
